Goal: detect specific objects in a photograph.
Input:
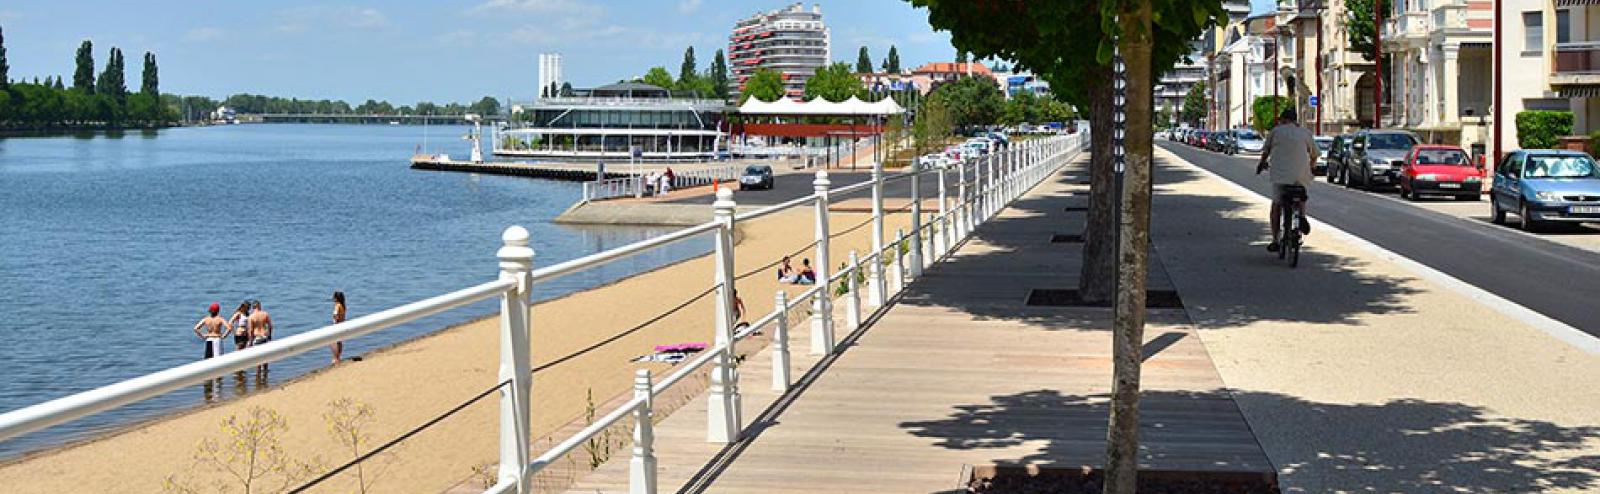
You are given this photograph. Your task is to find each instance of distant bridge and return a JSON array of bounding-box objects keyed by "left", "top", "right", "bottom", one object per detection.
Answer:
[{"left": 251, "top": 113, "right": 508, "bottom": 125}]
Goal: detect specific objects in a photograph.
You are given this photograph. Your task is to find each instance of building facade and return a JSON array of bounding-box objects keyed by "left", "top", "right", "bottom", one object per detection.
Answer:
[
  {"left": 1379, "top": 0, "right": 1493, "bottom": 153},
  {"left": 1158, "top": 0, "right": 1249, "bottom": 126},
  {"left": 538, "top": 53, "right": 564, "bottom": 99},
  {"left": 729, "top": 3, "right": 830, "bottom": 100},
  {"left": 495, "top": 83, "right": 728, "bottom": 161}
]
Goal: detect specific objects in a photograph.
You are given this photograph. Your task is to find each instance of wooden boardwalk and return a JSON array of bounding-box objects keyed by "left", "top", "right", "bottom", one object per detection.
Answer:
[{"left": 564, "top": 158, "right": 1273, "bottom": 493}]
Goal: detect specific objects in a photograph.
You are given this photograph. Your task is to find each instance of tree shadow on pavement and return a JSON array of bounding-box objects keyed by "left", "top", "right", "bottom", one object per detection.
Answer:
[{"left": 899, "top": 389, "right": 1600, "bottom": 493}]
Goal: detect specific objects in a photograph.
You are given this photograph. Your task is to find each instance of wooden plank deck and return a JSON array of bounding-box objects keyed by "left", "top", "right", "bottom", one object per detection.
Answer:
[{"left": 563, "top": 158, "right": 1273, "bottom": 493}]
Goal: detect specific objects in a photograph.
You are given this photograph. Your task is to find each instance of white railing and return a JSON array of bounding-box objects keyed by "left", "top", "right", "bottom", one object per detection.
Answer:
[
  {"left": 581, "top": 166, "right": 741, "bottom": 202},
  {"left": 0, "top": 129, "right": 1089, "bottom": 494},
  {"left": 583, "top": 176, "right": 644, "bottom": 201}
]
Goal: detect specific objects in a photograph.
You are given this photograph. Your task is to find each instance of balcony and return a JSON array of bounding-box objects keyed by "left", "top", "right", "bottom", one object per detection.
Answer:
[
  {"left": 1383, "top": 11, "right": 1430, "bottom": 46},
  {"left": 1431, "top": 1, "right": 1468, "bottom": 31},
  {"left": 1552, "top": 42, "right": 1600, "bottom": 85}
]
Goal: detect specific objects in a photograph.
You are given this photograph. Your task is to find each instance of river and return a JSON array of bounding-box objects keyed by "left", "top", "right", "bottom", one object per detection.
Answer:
[{"left": 0, "top": 124, "right": 706, "bottom": 459}]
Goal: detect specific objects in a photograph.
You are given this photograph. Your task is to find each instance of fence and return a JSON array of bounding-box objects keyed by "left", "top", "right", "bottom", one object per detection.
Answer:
[
  {"left": 580, "top": 166, "right": 741, "bottom": 202},
  {"left": 0, "top": 130, "right": 1089, "bottom": 494}
]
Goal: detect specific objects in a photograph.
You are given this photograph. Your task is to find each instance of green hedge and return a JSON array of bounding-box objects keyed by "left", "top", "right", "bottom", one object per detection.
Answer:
[
  {"left": 1515, "top": 110, "right": 1573, "bottom": 150},
  {"left": 1589, "top": 130, "right": 1600, "bottom": 157},
  {"left": 1251, "top": 96, "right": 1293, "bottom": 132}
]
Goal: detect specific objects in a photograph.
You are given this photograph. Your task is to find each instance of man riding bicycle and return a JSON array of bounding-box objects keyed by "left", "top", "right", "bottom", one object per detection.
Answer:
[{"left": 1256, "top": 109, "right": 1318, "bottom": 253}]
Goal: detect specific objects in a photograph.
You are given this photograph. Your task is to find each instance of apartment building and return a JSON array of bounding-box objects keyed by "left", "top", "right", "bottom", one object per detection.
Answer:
[
  {"left": 1379, "top": 0, "right": 1493, "bottom": 154},
  {"left": 729, "top": 3, "right": 830, "bottom": 100}
]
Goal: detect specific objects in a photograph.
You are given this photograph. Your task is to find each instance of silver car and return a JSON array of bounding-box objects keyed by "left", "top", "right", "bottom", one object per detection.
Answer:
[{"left": 1347, "top": 130, "right": 1420, "bottom": 190}]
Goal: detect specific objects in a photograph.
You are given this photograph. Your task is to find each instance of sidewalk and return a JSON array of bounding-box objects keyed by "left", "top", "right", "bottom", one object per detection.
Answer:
[{"left": 1151, "top": 147, "right": 1600, "bottom": 492}]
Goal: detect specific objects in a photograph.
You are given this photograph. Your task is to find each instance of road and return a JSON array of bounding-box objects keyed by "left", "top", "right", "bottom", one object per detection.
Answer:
[
  {"left": 1160, "top": 141, "right": 1600, "bottom": 339},
  {"left": 666, "top": 165, "right": 954, "bottom": 207}
]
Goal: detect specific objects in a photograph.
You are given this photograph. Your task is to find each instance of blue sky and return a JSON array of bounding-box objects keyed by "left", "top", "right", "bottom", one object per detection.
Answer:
[{"left": 0, "top": 1, "right": 1279, "bottom": 104}]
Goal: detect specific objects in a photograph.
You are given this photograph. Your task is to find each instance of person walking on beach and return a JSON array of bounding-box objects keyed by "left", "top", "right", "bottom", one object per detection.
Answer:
[
  {"left": 192, "top": 303, "right": 230, "bottom": 359},
  {"left": 248, "top": 300, "right": 274, "bottom": 346},
  {"left": 330, "top": 291, "right": 347, "bottom": 364},
  {"left": 228, "top": 301, "right": 252, "bottom": 351}
]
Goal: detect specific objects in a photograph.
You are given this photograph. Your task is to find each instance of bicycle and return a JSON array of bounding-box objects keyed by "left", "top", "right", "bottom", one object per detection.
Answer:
[{"left": 1277, "top": 185, "right": 1308, "bottom": 268}]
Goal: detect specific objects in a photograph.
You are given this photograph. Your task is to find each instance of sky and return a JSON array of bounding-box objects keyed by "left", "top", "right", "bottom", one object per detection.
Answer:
[{"left": 0, "top": 0, "right": 1279, "bottom": 105}]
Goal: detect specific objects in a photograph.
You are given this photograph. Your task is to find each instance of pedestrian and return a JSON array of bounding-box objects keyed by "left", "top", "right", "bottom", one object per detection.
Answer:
[
  {"left": 658, "top": 170, "right": 672, "bottom": 195},
  {"left": 228, "top": 301, "right": 252, "bottom": 351},
  {"left": 330, "top": 291, "right": 347, "bottom": 364},
  {"left": 248, "top": 300, "right": 274, "bottom": 347},
  {"left": 192, "top": 303, "right": 229, "bottom": 360}
]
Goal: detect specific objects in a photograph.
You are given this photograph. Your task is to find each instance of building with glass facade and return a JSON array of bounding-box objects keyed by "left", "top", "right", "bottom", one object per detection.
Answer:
[
  {"left": 729, "top": 3, "right": 830, "bottom": 100},
  {"left": 494, "top": 83, "right": 731, "bottom": 161}
]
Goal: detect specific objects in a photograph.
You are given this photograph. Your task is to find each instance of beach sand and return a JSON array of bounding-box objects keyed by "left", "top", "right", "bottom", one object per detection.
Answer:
[{"left": 0, "top": 203, "right": 916, "bottom": 494}]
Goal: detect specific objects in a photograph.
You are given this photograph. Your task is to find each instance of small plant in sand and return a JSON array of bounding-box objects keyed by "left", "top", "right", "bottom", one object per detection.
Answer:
[
  {"left": 166, "top": 406, "right": 322, "bottom": 494},
  {"left": 469, "top": 461, "right": 498, "bottom": 489},
  {"left": 581, "top": 388, "right": 613, "bottom": 469},
  {"left": 323, "top": 398, "right": 398, "bottom": 493}
]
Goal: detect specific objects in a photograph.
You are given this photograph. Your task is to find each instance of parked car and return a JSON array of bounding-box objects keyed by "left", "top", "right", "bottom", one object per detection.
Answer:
[
  {"left": 1193, "top": 131, "right": 1209, "bottom": 148},
  {"left": 738, "top": 164, "right": 774, "bottom": 190},
  {"left": 1209, "top": 131, "right": 1236, "bottom": 154},
  {"left": 1398, "top": 145, "right": 1482, "bottom": 201},
  {"left": 1490, "top": 150, "right": 1600, "bottom": 231},
  {"left": 1233, "top": 129, "right": 1265, "bottom": 154},
  {"left": 1326, "top": 134, "right": 1353, "bottom": 184},
  {"left": 1347, "top": 130, "right": 1420, "bottom": 190},
  {"left": 1313, "top": 136, "right": 1334, "bottom": 175}
]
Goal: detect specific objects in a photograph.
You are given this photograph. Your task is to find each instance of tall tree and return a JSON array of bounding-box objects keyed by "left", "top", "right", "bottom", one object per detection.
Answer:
[
  {"left": 883, "top": 45, "right": 902, "bottom": 73},
  {"left": 559, "top": 82, "right": 573, "bottom": 97},
  {"left": 741, "top": 68, "right": 785, "bottom": 103},
  {"left": 140, "top": 52, "right": 158, "bottom": 96},
  {"left": 470, "top": 96, "right": 502, "bottom": 116},
  {"left": 678, "top": 46, "right": 697, "bottom": 86},
  {"left": 708, "top": 49, "right": 730, "bottom": 100},
  {"left": 856, "top": 46, "right": 874, "bottom": 73},
  {"left": 642, "top": 66, "right": 676, "bottom": 89},
  {"left": 1181, "top": 81, "right": 1207, "bottom": 125},
  {"left": 52, "top": 76, "right": 65, "bottom": 90},
  {"left": 803, "top": 62, "right": 860, "bottom": 102},
  {"left": 1346, "top": 0, "right": 1378, "bottom": 61},
  {"left": 954, "top": 49, "right": 968, "bottom": 63},
  {"left": 0, "top": 25, "right": 9, "bottom": 87},
  {"left": 97, "top": 47, "right": 126, "bottom": 103},
  {"left": 73, "top": 40, "right": 95, "bottom": 94}
]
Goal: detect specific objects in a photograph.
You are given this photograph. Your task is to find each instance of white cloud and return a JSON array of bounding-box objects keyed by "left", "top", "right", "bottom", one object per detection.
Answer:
[
  {"left": 184, "top": 27, "right": 225, "bottom": 42},
  {"left": 274, "top": 6, "right": 393, "bottom": 33},
  {"left": 469, "top": 0, "right": 600, "bottom": 16},
  {"left": 677, "top": 0, "right": 703, "bottom": 15}
]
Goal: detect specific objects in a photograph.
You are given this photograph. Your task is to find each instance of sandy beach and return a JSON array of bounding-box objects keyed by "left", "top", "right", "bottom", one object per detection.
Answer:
[{"left": 0, "top": 200, "right": 916, "bottom": 493}]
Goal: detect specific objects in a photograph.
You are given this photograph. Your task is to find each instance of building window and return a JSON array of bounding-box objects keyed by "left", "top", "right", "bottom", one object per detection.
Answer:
[
  {"left": 1557, "top": 9, "right": 1571, "bottom": 44},
  {"left": 1524, "top": 12, "right": 1542, "bottom": 53}
]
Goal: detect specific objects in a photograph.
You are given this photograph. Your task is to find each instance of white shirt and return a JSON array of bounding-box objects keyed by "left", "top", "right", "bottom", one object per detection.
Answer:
[{"left": 1263, "top": 123, "right": 1317, "bottom": 187}]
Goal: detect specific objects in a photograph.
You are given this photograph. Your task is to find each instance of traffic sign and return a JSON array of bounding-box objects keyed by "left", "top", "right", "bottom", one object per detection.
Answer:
[{"left": 1309, "top": 95, "right": 1320, "bottom": 108}]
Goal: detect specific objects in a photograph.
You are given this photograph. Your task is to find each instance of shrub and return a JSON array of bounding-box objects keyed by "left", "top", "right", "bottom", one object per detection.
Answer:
[
  {"left": 1588, "top": 130, "right": 1600, "bottom": 157},
  {"left": 1515, "top": 110, "right": 1573, "bottom": 150},
  {"left": 1250, "top": 96, "right": 1293, "bottom": 133}
]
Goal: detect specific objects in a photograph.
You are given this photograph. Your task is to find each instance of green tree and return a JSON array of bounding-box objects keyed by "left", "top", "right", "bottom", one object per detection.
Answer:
[
  {"left": 1181, "top": 81, "right": 1207, "bottom": 125},
  {"left": 140, "top": 52, "right": 158, "bottom": 96},
  {"left": 954, "top": 49, "right": 967, "bottom": 63},
  {"left": 803, "top": 62, "right": 860, "bottom": 102},
  {"left": 1516, "top": 110, "right": 1574, "bottom": 149},
  {"left": 856, "top": 46, "right": 873, "bottom": 73},
  {"left": 1347, "top": 0, "right": 1378, "bottom": 61},
  {"left": 52, "top": 76, "right": 65, "bottom": 90},
  {"left": 742, "top": 68, "right": 785, "bottom": 103},
  {"left": 642, "top": 66, "right": 675, "bottom": 89},
  {"left": 559, "top": 82, "right": 573, "bottom": 97},
  {"left": 470, "top": 96, "right": 501, "bottom": 116},
  {"left": 0, "top": 25, "right": 9, "bottom": 87},
  {"left": 1251, "top": 96, "right": 1293, "bottom": 132},
  {"left": 73, "top": 40, "right": 95, "bottom": 94},
  {"left": 708, "top": 49, "right": 730, "bottom": 100},
  {"left": 678, "top": 46, "right": 696, "bottom": 86},
  {"left": 883, "top": 45, "right": 901, "bottom": 72},
  {"left": 912, "top": 91, "right": 953, "bottom": 160},
  {"left": 97, "top": 47, "right": 126, "bottom": 103},
  {"left": 926, "top": 75, "right": 1003, "bottom": 127}
]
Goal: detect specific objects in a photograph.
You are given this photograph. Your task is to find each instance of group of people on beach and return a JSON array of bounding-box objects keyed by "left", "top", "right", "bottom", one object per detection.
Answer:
[
  {"left": 191, "top": 291, "right": 347, "bottom": 364},
  {"left": 776, "top": 256, "right": 817, "bottom": 285}
]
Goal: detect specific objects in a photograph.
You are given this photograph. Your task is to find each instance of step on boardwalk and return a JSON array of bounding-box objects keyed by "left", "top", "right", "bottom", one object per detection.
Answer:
[{"left": 565, "top": 154, "right": 1272, "bottom": 493}]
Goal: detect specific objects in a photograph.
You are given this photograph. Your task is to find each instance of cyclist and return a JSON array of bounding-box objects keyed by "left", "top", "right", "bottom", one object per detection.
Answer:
[{"left": 1256, "top": 109, "right": 1318, "bottom": 253}]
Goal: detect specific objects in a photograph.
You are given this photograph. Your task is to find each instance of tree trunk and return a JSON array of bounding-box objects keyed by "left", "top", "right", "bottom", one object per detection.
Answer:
[
  {"left": 1079, "top": 66, "right": 1117, "bottom": 303},
  {"left": 1103, "top": 3, "right": 1155, "bottom": 494}
]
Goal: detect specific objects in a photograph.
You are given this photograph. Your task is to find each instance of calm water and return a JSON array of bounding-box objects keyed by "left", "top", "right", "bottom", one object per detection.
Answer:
[{"left": 0, "top": 124, "right": 708, "bottom": 459}]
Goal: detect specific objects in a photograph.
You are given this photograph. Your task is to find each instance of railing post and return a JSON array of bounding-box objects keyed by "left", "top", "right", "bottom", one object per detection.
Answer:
[
  {"left": 846, "top": 251, "right": 862, "bottom": 331},
  {"left": 985, "top": 155, "right": 997, "bottom": 219},
  {"left": 956, "top": 160, "right": 969, "bottom": 239},
  {"left": 496, "top": 226, "right": 534, "bottom": 493},
  {"left": 868, "top": 158, "right": 886, "bottom": 307},
  {"left": 810, "top": 171, "right": 836, "bottom": 356},
  {"left": 893, "top": 228, "right": 908, "bottom": 294},
  {"left": 936, "top": 166, "right": 949, "bottom": 255},
  {"left": 771, "top": 291, "right": 791, "bottom": 391},
  {"left": 629, "top": 369, "right": 657, "bottom": 494},
  {"left": 908, "top": 160, "right": 924, "bottom": 278},
  {"left": 707, "top": 186, "right": 742, "bottom": 443}
]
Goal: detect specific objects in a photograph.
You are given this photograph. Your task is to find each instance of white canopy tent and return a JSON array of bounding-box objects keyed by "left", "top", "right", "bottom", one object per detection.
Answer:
[{"left": 737, "top": 96, "right": 905, "bottom": 116}]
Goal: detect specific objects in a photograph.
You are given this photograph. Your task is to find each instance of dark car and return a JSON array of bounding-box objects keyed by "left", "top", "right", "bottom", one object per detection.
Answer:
[
  {"left": 1209, "top": 131, "right": 1237, "bottom": 154},
  {"left": 1346, "top": 130, "right": 1420, "bottom": 190},
  {"left": 738, "top": 164, "right": 774, "bottom": 190},
  {"left": 1490, "top": 150, "right": 1600, "bottom": 231},
  {"left": 1326, "top": 134, "right": 1353, "bottom": 183}
]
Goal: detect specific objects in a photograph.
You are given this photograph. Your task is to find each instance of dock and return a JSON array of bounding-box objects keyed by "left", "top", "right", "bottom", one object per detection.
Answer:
[{"left": 410, "top": 156, "right": 614, "bottom": 181}]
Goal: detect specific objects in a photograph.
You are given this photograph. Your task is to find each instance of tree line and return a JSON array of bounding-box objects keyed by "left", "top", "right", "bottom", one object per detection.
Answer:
[
  {"left": 0, "top": 30, "right": 175, "bottom": 129},
  {"left": 198, "top": 94, "right": 502, "bottom": 117},
  {"left": 631, "top": 46, "right": 732, "bottom": 101}
]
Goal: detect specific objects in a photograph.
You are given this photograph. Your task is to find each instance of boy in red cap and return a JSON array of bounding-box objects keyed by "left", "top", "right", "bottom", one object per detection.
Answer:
[{"left": 192, "top": 303, "right": 230, "bottom": 359}]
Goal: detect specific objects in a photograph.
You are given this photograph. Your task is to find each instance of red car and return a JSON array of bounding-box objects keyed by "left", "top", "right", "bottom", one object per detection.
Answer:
[{"left": 1399, "top": 145, "right": 1484, "bottom": 201}]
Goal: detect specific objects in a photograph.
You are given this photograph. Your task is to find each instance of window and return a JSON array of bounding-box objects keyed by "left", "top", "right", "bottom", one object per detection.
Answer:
[
  {"left": 1525, "top": 12, "right": 1543, "bottom": 52},
  {"left": 1558, "top": 10, "right": 1572, "bottom": 44}
]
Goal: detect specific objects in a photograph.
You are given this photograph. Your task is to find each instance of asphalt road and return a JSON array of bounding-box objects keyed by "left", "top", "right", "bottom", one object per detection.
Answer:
[
  {"left": 667, "top": 165, "right": 954, "bottom": 206},
  {"left": 1160, "top": 140, "right": 1600, "bottom": 339}
]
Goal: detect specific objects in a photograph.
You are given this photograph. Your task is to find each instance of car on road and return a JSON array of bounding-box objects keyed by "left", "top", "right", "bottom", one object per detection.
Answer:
[
  {"left": 739, "top": 164, "right": 774, "bottom": 190},
  {"left": 1208, "top": 131, "right": 1236, "bottom": 154},
  {"left": 1192, "top": 131, "right": 1210, "bottom": 148},
  {"left": 1326, "top": 134, "right": 1354, "bottom": 183},
  {"left": 1398, "top": 145, "right": 1482, "bottom": 201},
  {"left": 1313, "top": 136, "right": 1333, "bottom": 175},
  {"left": 1233, "top": 129, "right": 1265, "bottom": 154},
  {"left": 1490, "top": 150, "right": 1600, "bottom": 231},
  {"left": 1346, "top": 130, "right": 1420, "bottom": 190}
]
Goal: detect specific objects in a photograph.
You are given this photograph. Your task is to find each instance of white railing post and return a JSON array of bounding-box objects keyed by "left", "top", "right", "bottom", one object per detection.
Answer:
[
  {"left": 707, "top": 186, "right": 742, "bottom": 443},
  {"left": 893, "top": 228, "right": 908, "bottom": 294},
  {"left": 868, "top": 158, "right": 886, "bottom": 307},
  {"left": 908, "top": 161, "right": 924, "bottom": 278},
  {"left": 771, "top": 291, "right": 791, "bottom": 391},
  {"left": 985, "top": 155, "right": 997, "bottom": 219},
  {"left": 846, "top": 251, "right": 862, "bottom": 331},
  {"left": 936, "top": 166, "right": 949, "bottom": 255},
  {"left": 496, "top": 226, "right": 534, "bottom": 493},
  {"left": 629, "top": 369, "right": 657, "bottom": 494},
  {"left": 810, "top": 171, "right": 836, "bottom": 356},
  {"left": 956, "top": 160, "right": 969, "bottom": 239}
]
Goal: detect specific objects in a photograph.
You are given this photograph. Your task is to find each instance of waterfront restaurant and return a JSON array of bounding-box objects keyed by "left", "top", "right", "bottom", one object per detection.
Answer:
[{"left": 494, "top": 83, "right": 731, "bottom": 161}]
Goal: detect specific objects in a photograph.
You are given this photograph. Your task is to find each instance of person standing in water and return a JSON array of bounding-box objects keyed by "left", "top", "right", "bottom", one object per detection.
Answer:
[
  {"left": 248, "top": 300, "right": 273, "bottom": 346},
  {"left": 330, "top": 291, "right": 347, "bottom": 364},
  {"left": 192, "top": 303, "right": 230, "bottom": 359},
  {"left": 228, "top": 301, "right": 252, "bottom": 351}
]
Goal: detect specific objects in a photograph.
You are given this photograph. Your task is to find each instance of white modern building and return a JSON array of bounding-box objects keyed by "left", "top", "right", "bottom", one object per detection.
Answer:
[
  {"left": 495, "top": 83, "right": 729, "bottom": 161},
  {"left": 729, "top": 3, "right": 830, "bottom": 99},
  {"left": 539, "top": 53, "right": 564, "bottom": 99}
]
